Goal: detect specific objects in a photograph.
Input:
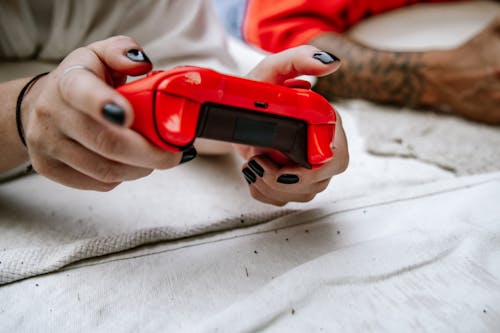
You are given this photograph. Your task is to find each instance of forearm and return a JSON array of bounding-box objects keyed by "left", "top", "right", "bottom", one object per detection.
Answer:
[
  {"left": 311, "top": 32, "right": 438, "bottom": 107},
  {"left": 0, "top": 78, "right": 32, "bottom": 173}
]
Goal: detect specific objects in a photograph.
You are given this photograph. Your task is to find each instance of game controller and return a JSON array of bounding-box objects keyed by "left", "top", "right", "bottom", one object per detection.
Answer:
[{"left": 117, "top": 66, "right": 336, "bottom": 169}]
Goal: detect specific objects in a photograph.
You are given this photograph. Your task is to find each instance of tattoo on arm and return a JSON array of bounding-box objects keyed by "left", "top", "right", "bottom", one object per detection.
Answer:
[{"left": 311, "top": 32, "right": 425, "bottom": 107}]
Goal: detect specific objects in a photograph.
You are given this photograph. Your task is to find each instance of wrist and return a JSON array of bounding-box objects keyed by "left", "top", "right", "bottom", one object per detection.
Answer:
[
  {"left": 0, "top": 75, "right": 46, "bottom": 173},
  {"left": 418, "top": 50, "right": 450, "bottom": 107},
  {"left": 18, "top": 73, "right": 48, "bottom": 147}
]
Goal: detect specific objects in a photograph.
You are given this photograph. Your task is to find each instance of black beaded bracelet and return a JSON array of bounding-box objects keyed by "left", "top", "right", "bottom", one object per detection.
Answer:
[{"left": 15, "top": 72, "right": 49, "bottom": 147}]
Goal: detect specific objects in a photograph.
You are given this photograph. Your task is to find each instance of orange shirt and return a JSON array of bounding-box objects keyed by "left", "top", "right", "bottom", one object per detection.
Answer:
[{"left": 242, "top": 0, "right": 457, "bottom": 52}]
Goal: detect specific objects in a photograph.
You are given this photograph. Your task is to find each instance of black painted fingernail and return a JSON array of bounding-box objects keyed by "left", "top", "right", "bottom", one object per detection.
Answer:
[
  {"left": 180, "top": 147, "right": 197, "bottom": 164},
  {"left": 277, "top": 174, "right": 300, "bottom": 184},
  {"left": 102, "top": 103, "right": 125, "bottom": 126},
  {"left": 313, "top": 51, "right": 340, "bottom": 64},
  {"left": 126, "top": 49, "right": 151, "bottom": 63},
  {"left": 248, "top": 160, "right": 264, "bottom": 177},
  {"left": 242, "top": 167, "right": 256, "bottom": 184}
]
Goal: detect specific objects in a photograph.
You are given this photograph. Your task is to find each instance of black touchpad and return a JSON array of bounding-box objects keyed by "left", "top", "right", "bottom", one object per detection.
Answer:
[
  {"left": 234, "top": 117, "right": 276, "bottom": 147},
  {"left": 196, "top": 103, "right": 311, "bottom": 168}
]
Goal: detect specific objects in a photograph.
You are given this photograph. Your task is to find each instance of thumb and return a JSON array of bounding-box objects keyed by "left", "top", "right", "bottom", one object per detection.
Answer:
[
  {"left": 55, "top": 36, "right": 153, "bottom": 128},
  {"left": 246, "top": 45, "right": 341, "bottom": 84},
  {"left": 87, "top": 35, "right": 153, "bottom": 86}
]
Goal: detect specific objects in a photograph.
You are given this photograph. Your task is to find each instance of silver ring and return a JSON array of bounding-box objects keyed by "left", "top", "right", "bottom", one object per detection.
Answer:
[
  {"left": 59, "top": 65, "right": 99, "bottom": 96},
  {"left": 62, "top": 64, "right": 96, "bottom": 77}
]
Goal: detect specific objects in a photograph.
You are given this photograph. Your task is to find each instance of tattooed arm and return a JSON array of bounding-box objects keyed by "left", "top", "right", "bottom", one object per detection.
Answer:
[
  {"left": 312, "top": 33, "right": 427, "bottom": 107},
  {"left": 311, "top": 16, "right": 500, "bottom": 124}
]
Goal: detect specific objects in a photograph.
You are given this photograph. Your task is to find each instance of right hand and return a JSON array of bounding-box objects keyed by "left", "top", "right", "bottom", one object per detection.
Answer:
[
  {"left": 235, "top": 46, "right": 349, "bottom": 206},
  {"left": 420, "top": 16, "right": 500, "bottom": 124},
  {"left": 21, "top": 36, "right": 191, "bottom": 191}
]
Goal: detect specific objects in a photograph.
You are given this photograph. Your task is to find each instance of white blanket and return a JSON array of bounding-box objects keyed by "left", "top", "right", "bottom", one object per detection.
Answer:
[{"left": 1, "top": 172, "right": 499, "bottom": 332}]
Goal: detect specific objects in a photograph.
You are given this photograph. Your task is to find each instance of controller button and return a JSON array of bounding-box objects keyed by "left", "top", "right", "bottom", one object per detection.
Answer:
[{"left": 254, "top": 101, "right": 268, "bottom": 109}]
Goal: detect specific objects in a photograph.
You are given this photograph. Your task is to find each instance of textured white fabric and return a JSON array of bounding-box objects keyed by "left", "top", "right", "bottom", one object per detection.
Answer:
[
  {"left": 349, "top": 102, "right": 500, "bottom": 175},
  {"left": 197, "top": 174, "right": 500, "bottom": 332},
  {"left": 0, "top": 172, "right": 499, "bottom": 332},
  {"left": 0, "top": 153, "right": 294, "bottom": 284}
]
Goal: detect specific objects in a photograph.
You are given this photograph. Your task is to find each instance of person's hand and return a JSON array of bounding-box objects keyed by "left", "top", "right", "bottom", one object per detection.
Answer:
[
  {"left": 21, "top": 36, "right": 193, "bottom": 191},
  {"left": 235, "top": 45, "right": 349, "bottom": 206},
  {"left": 420, "top": 16, "right": 500, "bottom": 124}
]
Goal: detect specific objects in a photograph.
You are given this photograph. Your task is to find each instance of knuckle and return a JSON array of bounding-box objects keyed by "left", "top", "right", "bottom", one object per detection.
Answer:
[
  {"left": 249, "top": 186, "right": 266, "bottom": 202},
  {"left": 266, "top": 197, "right": 287, "bottom": 206},
  {"left": 25, "top": 104, "right": 52, "bottom": 148},
  {"left": 32, "top": 102, "right": 52, "bottom": 120},
  {"left": 298, "top": 44, "right": 317, "bottom": 54},
  {"left": 44, "top": 141, "right": 62, "bottom": 160},
  {"left": 96, "top": 182, "right": 120, "bottom": 192},
  {"left": 94, "top": 163, "right": 122, "bottom": 183},
  {"left": 94, "top": 128, "right": 122, "bottom": 156},
  {"left": 109, "top": 35, "right": 135, "bottom": 44},
  {"left": 30, "top": 157, "right": 54, "bottom": 177},
  {"left": 155, "top": 154, "right": 179, "bottom": 170},
  {"left": 25, "top": 128, "right": 42, "bottom": 150},
  {"left": 338, "top": 154, "right": 349, "bottom": 173},
  {"left": 249, "top": 187, "right": 286, "bottom": 206},
  {"left": 142, "top": 168, "right": 154, "bottom": 178},
  {"left": 59, "top": 70, "right": 79, "bottom": 98},
  {"left": 296, "top": 193, "right": 316, "bottom": 203},
  {"left": 249, "top": 186, "right": 261, "bottom": 198},
  {"left": 316, "top": 180, "right": 330, "bottom": 193}
]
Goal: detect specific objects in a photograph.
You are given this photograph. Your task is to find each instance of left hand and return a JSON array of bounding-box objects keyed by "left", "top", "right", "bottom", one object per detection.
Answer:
[
  {"left": 419, "top": 16, "right": 500, "bottom": 124},
  {"left": 236, "top": 45, "right": 349, "bottom": 206}
]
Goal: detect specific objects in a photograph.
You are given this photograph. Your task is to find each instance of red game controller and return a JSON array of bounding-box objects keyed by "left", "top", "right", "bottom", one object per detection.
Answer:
[{"left": 117, "top": 66, "right": 336, "bottom": 169}]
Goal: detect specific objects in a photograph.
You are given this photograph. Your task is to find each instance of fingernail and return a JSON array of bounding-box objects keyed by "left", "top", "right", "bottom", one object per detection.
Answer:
[
  {"left": 242, "top": 167, "right": 256, "bottom": 184},
  {"left": 180, "top": 147, "right": 197, "bottom": 164},
  {"left": 248, "top": 160, "right": 264, "bottom": 177},
  {"left": 102, "top": 103, "right": 125, "bottom": 126},
  {"left": 313, "top": 51, "right": 340, "bottom": 64},
  {"left": 126, "top": 49, "right": 151, "bottom": 63},
  {"left": 277, "top": 174, "right": 300, "bottom": 184}
]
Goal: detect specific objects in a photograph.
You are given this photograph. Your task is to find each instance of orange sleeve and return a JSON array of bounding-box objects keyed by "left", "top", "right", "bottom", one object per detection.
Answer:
[
  {"left": 242, "top": 0, "right": 461, "bottom": 52},
  {"left": 243, "top": 0, "right": 344, "bottom": 53}
]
